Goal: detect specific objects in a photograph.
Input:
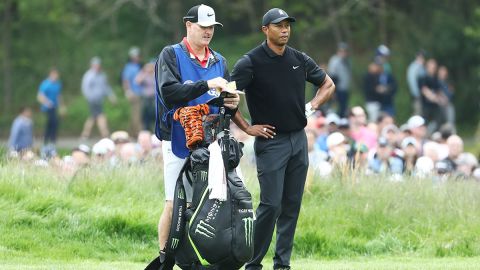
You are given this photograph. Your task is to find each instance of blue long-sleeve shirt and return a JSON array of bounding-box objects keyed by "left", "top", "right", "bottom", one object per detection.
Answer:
[{"left": 8, "top": 115, "right": 33, "bottom": 151}]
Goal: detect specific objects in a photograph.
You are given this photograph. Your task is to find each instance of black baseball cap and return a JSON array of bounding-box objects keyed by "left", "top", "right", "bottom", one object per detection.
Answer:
[
  {"left": 183, "top": 4, "right": 223, "bottom": 27},
  {"left": 262, "top": 8, "right": 296, "bottom": 26}
]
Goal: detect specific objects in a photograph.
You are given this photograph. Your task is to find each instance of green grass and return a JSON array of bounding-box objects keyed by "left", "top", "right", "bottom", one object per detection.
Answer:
[{"left": 1, "top": 160, "right": 480, "bottom": 269}]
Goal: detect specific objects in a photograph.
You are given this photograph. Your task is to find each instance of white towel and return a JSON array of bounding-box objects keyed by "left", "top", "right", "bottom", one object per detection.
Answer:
[{"left": 208, "top": 141, "right": 227, "bottom": 201}]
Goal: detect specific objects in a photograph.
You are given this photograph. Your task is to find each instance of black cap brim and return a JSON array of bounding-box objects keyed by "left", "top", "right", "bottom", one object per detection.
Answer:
[{"left": 266, "top": 16, "right": 296, "bottom": 25}]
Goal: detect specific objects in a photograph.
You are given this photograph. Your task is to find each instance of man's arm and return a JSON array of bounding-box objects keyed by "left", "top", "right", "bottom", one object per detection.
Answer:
[
  {"left": 37, "top": 83, "right": 53, "bottom": 109},
  {"left": 407, "top": 64, "right": 420, "bottom": 98},
  {"left": 309, "top": 75, "right": 335, "bottom": 110},
  {"left": 303, "top": 53, "right": 335, "bottom": 110},
  {"left": 232, "top": 110, "right": 275, "bottom": 139}
]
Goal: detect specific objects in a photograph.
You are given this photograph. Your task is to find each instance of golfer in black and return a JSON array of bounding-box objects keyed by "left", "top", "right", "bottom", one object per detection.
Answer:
[{"left": 232, "top": 8, "right": 335, "bottom": 270}]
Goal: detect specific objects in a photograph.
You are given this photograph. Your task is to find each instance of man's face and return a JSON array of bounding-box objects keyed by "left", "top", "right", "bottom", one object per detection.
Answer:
[
  {"left": 49, "top": 70, "right": 59, "bottom": 81},
  {"left": 426, "top": 59, "right": 437, "bottom": 75},
  {"left": 187, "top": 22, "right": 215, "bottom": 48},
  {"left": 263, "top": 20, "right": 290, "bottom": 46}
]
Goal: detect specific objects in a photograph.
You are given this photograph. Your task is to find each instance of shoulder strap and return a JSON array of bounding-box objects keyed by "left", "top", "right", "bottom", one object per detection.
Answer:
[{"left": 164, "top": 157, "right": 191, "bottom": 257}]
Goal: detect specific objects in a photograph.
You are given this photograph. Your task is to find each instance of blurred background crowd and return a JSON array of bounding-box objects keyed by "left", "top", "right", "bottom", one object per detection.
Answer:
[
  {"left": 4, "top": 41, "right": 479, "bottom": 182},
  {"left": 1, "top": 1, "right": 479, "bottom": 182}
]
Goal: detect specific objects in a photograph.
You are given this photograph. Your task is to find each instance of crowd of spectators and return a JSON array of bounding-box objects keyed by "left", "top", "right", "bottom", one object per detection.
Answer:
[
  {"left": 4, "top": 43, "right": 479, "bottom": 182},
  {"left": 6, "top": 130, "right": 162, "bottom": 177},
  {"left": 299, "top": 107, "right": 480, "bottom": 181}
]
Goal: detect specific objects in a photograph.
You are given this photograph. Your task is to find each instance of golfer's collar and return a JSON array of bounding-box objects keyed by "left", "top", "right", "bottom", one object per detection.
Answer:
[{"left": 262, "top": 40, "right": 284, "bottom": 58}]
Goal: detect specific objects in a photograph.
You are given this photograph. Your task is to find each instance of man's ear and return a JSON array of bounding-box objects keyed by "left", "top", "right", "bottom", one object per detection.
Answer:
[{"left": 261, "top": 25, "right": 268, "bottom": 35}]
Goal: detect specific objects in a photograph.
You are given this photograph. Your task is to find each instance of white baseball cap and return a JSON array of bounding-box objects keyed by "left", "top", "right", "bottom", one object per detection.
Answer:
[
  {"left": 183, "top": 4, "right": 223, "bottom": 27},
  {"left": 326, "top": 132, "right": 345, "bottom": 149},
  {"left": 407, "top": 115, "right": 425, "bottom": 130}
]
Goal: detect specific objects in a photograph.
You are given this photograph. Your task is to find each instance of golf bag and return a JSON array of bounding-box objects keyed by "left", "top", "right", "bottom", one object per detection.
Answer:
[{"left": 146, "top": 108, "right": 255, "bottom": 270}]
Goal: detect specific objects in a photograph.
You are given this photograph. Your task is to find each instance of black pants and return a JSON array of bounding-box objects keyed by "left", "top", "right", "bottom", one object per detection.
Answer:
[
  {"left": 44, "top": 108, "right": 58, "bottom": 144},
  {"left": 246, "top": 130, "right": 308, "bottom": 270},
  {"left": 142, "top": 96, "right": 156, "bottom": 132}
]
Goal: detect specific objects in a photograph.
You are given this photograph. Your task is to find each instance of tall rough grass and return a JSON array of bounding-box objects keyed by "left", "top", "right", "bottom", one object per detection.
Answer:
[{"left": 1, "top": 160, "right": 480, "bottom": 264}]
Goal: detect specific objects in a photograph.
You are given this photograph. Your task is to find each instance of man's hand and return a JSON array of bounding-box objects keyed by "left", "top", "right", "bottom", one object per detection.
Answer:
[
  {"left": 223, "top": 93, "right": 240, "bottom": 109},
  {"left": 246, "top": 125, "right": 276, "bottom": 139},
  {"left": 207, "top": 77, "right": 229, "bottom": 92}
]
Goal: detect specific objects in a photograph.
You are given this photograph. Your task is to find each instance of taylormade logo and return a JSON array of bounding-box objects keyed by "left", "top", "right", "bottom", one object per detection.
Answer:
[
  {"left": 175, "top": 205, "right": 183, "bottom": 232},
  {"left": 195, "top": 220, "right": 215, "bottom": 238},
  {"left": 243, "top": 217, "right": 254, "bottom": 247},
  {"left": 205, "top": 200, "right": 222, "bottom": 223}
]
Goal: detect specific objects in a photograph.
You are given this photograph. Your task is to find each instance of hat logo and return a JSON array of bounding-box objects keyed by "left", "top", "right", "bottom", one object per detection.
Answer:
[
  {"left": 207, "top": 13, "right": 214, "bottom": 17},
  {"left": 278, "top": 10, "right": 285, "bottom": 15}
]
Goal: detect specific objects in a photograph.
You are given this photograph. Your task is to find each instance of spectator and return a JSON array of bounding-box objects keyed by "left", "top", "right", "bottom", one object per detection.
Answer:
[
  {"left": 376, "top": 60, "right": 397, "bottom": 117},
  {"left": 375, "top": 44, "right": 392, "bottom": 74},
  {"left": 315, "top": 113, "right": 340, "bottom": 153},
  {"left": 435, "top": 134, "right": 462, "bottom": 176},
  {"left": 71, "top": 144, "right": 91, "bottom": 167},
  {"left": 37, "top": 68, "right": 64, "bottom": 146},
  {"left": 456, "top": 153, "right": 478, "bottom": 179},
  {"left": 120, "top": 142, "right": 139, "bottom": 164},
  {"left": 381, "top": 124, "right": 400, "bottom": 148},
  {"left": 368, "top": 137, "right": 403, "bottom": 175},
  {"left": 137, "top": 130, "right": 153, "bottom": 161},
  {"left": 327, "top": 132, "right": 348, "bottom": 166},
  {"left": 348, "top": 142, "right": 369, "bottom": 170},
  {"left": 328, "top": 42, "right": 351, "bottom": 117},
  {"left": 81, "top": 57, "right": 116, "bottom": 139},
  {"left": 473, "top": 168, "right": 480, "bottom": 181},
  {"left": 8, "top": 106, "right": 33, "bottom": 153},
  {"left": 406, "top": 115, "right": 427, "bottom": 152},
  {"left": 419, "top": 59, "right": 446, "bottom": 135},
  {"left": 92, "top": 138, "right": 116, "bottom": 164},
  {"left": 122, "top": 46, "right": 143, "bottom": 136},
  {"left": 376, "top": 113, "right": 395, "bottom": 136},
  {"left": 437, "top": 65, "right": 455, "bottom": 131},
  {"left": 364, "top": 61, "right": 382, "bottom": 122},
  {"left": 135, "top": 60, "right": 156, "bottom": 131},
  {"left": 407, "top": 50, "right": 426, "bottom": 115},
  {"left": 401, "top": 137, "right": 419, "bottom": 175},
  {"left": 110, "top": 130, "right": 130, "bottom": 165},
  {"left": 423, "top": 141, "right": 440, "bottom": 163},
  {"left": 415, "top": 156, "right": 435, "bottom": 177},
  {"left": 349, "top": 106, "right": 377, "bottom": 150}
]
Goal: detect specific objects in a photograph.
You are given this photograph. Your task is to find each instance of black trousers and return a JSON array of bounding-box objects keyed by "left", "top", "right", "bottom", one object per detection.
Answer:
[
  {"left": 246, "top": 129, "right": 308, "bottom": 270},
  {"left": 44, "top": 108, "right": 58, "bottom": 144}
]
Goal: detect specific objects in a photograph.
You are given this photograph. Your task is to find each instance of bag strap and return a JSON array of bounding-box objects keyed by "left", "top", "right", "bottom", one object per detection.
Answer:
[{"left": 164, "top": 157, "right": 191, "bottom": 258}]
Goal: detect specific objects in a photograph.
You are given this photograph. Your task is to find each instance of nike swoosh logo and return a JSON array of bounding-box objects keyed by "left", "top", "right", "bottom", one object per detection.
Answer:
[
  {"left": 207, "top": 13, "right": 214, "bottom": 17},
  {"left": 293, "top": 66, "right": 299, "bottom": 69}
]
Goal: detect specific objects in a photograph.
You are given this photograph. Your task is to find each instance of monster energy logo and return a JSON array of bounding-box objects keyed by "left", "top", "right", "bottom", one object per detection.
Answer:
[
  {"left": 171, "top": 238, "right": 179, "bottom": 249},
  {"left": 177, "top": 188, "right": 185, "bottom": 199},
  {"left": 243, "top": 217, "right": 254, "bottom": 247},
  {"left": 195, "top": 220, "right": 215, "bottom": 238}
]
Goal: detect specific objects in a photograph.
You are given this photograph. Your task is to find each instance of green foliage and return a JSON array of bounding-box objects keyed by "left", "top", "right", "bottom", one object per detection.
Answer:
[{"left": 1, "top": 0, "right": 480, "bottom": 137}]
